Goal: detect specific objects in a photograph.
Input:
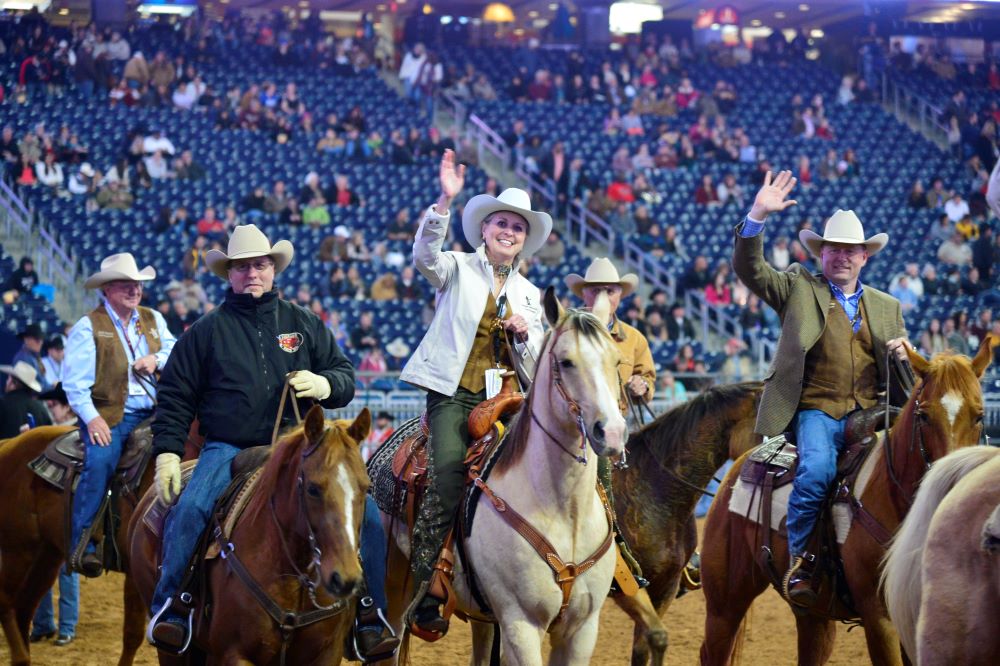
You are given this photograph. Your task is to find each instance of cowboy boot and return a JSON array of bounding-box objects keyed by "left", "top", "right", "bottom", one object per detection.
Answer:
[
  {"left": 676, "top": 551, "right": 702, "bottom": 599},
  {"left": 783, "top": 553, "right": 817, "bottom": 608},
  {"left": 349, "top": 596, "right": 399, "bottom": 663}
]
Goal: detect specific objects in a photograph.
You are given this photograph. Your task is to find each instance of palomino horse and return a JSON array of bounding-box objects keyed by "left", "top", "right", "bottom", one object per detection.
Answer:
[
  {"left": 614, "top": 382, "right": 762, "bottom": 666},
  {"left": 381, "top": 288, "right": 626, "bottom": 665},
  {"left": 129, "top": 405, "right": 371, "bottom": 664},
  {"left": 700, "top": 341, "right": 994, "bottom": 665},
  {"left": 882, "top": 445, "right": 1000, "bottom": 665},
  {"left": 0, "top": 425, "right": 152, "bottom": 666}
]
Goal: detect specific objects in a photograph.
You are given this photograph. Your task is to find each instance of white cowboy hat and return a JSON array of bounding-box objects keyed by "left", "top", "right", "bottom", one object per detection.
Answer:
[
  {"left": 385, "top": 337, "right": 411, "bottom": 359},
  {"left": 205, "top": 224, "right": 294, "bottom": 280},
  {"left": 84, "top": 252, "right": 157, "bottom": 289},
  {"left": 462, "top": 188, "right": 553, "bottom": 258},
  {"left": 79, "top": 163, "right": 95, "bottom": 177},
  {"left": 0, "top": 361, "right": 42, "bottom": 393},
  {"left": 564, "top": 257, "right": 639, "bottom": 298},
  {"left": 799, "top": 210, "right": 888, "bottom": 259}
]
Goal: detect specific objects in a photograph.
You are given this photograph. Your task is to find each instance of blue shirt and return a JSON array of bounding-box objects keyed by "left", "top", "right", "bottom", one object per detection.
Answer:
[
  {"left": 64, "top": 301, "right": 176, "bottom": 426},
  {"left": 740, "top": 215, "right": 864, "bottom": 332}
]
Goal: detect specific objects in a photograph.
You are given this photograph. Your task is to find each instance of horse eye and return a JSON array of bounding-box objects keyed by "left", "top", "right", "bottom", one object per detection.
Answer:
[
  {"left": 975, "top": 414, "right": 985, "bottom": 424},
  {"left": 306, "top": 483, "right": 322, "bottom": 498},
  {"left": 560, "top": 358, "right": 575, "bottom": 369}
]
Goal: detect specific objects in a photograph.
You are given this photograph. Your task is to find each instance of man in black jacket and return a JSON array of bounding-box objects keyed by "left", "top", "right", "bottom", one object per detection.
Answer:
[
  {"left": 147, "top": 225, "right": 397, "bottom": 660},
  {"left": 0, "top": 361, "right": 51, "bottom": 437}
]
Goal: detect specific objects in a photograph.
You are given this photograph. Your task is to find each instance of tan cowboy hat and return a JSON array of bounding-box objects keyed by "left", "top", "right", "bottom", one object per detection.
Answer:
[
  {"left": 564, "top": 257, "right": 639, "bottom": 298},
  {"left": 205, "top": 224, "right": 294, "bottom": 280},
  {"left": 799, "top": 210, "right": 888, "bottom": 259},
  {"left": 462, "top": 188, "right": 553, "bottom": 258},
  {"left": 84, "top": 252, "right": 156, "bottom": 289},
  {"left": 0, "top": 361, "right": 42, "bottom": 393},
  {"left": 385, "top": 337, "right": 411, "bottom": 359}
]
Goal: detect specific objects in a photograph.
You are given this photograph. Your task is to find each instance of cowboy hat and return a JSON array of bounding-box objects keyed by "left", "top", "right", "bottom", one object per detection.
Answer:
[
  {"left": 0, "top": 361, "right": 42, "bottom": 393},
  {"left": 84, "top": 253, "right": 156, "bottom": 289},
  {"left": 38, "top": 382, "right": 68, "bottom": 404},
  {"left": 462, "top": 188, "right": 553, "bottom": 258},
  {"left": 564, "top": 257, "right": 639, "bottom": 298},
  {"left": 17, "top": 323, "right": 44, "bottom": 340},
  {"left": 204, "top": 224, "right": 294, "bottom": 280},
  {"left": 799, "top": 210, "right": 888, "bottom": 259},
  {"left": 385, "top": 337, "right": 411, "bottom": 359},
  {"left": 79, "top": 162, "right": 95, "bottom": 177}
]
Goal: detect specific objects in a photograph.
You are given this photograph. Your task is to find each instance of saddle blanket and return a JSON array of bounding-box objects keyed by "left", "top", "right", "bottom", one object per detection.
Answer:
[{"left": 727, "top": 433, "right": 884, "bottom": 545}]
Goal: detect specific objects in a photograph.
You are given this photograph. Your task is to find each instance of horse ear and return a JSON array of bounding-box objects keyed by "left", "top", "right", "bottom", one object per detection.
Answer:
[
  {"left": 971, "top": 334, "right": 996, "bottom": 378},
  {"left": 543, "top": 286, "right": 563, "bottom": 328},
  {"left": 591, "top": 290, "right": 612, "bottom": 327},
  {"left": 347, "top": 408, "right": 371, "bottom": 444},
  {"left": 906, "top": 344, "right": 930, "bottom": 378},
  {"left": 304, "top": 404, "right": 326, "bottom": 443}
]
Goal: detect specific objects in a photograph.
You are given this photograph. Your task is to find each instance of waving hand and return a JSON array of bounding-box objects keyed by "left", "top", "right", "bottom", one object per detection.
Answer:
[{"left": 749, "top": 170, "right": 798, "bottom": 222}]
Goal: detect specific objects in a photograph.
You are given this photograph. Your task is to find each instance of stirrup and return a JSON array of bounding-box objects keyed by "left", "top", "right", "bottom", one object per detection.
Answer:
[
  {"left": 146, "top": 597, "right": 195, "bottom": 655},
  {"left": 782, "top": 555, "right": 817, "bottom": 608},
  {"left": 348, "top": 597, "right": 399, "bottom": 663},
  {"left": 406, "top": 582, "right": 450, "bottom": 642}
]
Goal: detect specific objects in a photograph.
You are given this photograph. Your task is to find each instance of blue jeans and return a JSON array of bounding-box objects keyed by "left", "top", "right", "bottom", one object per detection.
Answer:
[
  {"left": 361, "top": 495, "right": 388, "bottom": 610},
  {"left": 32, "top": 569, "right": 79, "bottom": 637},
  {"left": 696, "top": 460, "right": 734, "bottom": 518},
  {"left": 72, "top": 409, "right": 153, "bottom": 552},
  {"left": 787, "top": 410, "right": 847, "bottom": 557},
  {"left": 152, "top": 440, "right": 240, "bottom": 616}
]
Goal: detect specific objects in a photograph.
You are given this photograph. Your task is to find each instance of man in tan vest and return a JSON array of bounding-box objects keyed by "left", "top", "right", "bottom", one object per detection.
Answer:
[
  {"left": 64, "top": 253, "right": 176, "bottom": 576},
  {"left": 733, "top": 171, "right": 910, "bottom": 608}
]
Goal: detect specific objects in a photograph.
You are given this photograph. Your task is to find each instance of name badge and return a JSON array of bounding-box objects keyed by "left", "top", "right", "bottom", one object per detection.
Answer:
[
  {"left": 128, "top": 381, "right": 147, "bottom": 397},
  {"left": 484, "top": 368, "right": 503, "bottom": 400}
]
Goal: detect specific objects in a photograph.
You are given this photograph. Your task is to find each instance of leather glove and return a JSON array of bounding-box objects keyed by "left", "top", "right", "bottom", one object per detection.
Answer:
[
  {"left": 289, "top": 370, "right": 331, "bottom": 400},
  {"left": 155, "top": 453, "right": 182, "bottom": 505}
]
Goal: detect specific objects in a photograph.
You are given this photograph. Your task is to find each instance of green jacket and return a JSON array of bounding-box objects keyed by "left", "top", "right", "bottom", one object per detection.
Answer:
[{"left": 732, "top": 226, "right": 907, "bottom": 436}]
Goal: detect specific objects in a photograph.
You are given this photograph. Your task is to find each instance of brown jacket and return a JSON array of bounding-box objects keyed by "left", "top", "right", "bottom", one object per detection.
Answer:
[
  {"left": 732, "top": 227, "right": 906, "bottom": 436},
  {"left": 610, "top": 317, "right": 656, "bottom": 409}
]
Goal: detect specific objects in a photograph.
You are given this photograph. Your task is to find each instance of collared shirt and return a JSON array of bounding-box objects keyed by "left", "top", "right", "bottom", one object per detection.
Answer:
[
  {"left": 64, "top": 299, "right": 176, "bottom": 425},
  {"left": 740, "top": 215, "right": 864, "bottom": 331}
]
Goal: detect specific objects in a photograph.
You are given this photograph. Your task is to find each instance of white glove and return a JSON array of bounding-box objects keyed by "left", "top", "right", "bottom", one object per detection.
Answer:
[
  {"left": 289, "top": 370, "right": 331, "bottom": 400},
  {"left": 155, "top": 453, "right": 182, "bottom": 505}
]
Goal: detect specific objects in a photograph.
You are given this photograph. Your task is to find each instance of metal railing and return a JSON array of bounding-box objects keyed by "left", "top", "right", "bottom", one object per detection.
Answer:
[
  {"left": 881, "top": 72, "right": 948, "bottom": 149},
  {"left": 0, "top": 179, "right": 85, "bottom": 320}
]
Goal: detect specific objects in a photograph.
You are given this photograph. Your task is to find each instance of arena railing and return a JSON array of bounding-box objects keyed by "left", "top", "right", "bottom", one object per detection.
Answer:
[
  {"left": 0, "top": 177, "right": 85, "bottom": 320},
  {"left": 683, "top": 288, "right": 775, "bottom": 372},
  {"left": 880, "top": 72, "right": 948, "bottom": 149}
]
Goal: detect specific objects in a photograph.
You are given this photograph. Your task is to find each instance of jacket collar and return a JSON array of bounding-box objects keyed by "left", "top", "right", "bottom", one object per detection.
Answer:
[
  {"left": 475, "top": 243, "right": 521, "bottom": 279},
  {"left": 609, "top": 316, "right": 627, "bottom": 341},
  {"left": 224, "top": 287, "right": 279, "bottom": 315}
]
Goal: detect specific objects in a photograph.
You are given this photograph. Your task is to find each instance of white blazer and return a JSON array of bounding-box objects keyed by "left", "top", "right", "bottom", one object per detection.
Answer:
[{"left": 400, "top": 205, "right": 545, "bottom": 396}]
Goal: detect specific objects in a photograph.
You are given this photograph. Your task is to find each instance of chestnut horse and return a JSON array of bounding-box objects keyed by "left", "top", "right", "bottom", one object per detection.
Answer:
[
  {"left": 129, "top": 405, "right": 370, "bottom": 664},
  {"left": 613, "top": 382, "right": 762, "bottom": 666},
  {"left": 882, "top": 445, "right": 1000, "bottom": 665},
  {"left": 700, "top": 341, "right": 994, "bottom": 665},
  {"left": 0, "top": 425, "right": 152, "bottom": 666}
]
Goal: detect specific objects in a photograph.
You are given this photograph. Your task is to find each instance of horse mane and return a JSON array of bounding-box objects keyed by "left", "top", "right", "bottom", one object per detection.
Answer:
[
  {"left": 630, "top": 381, "right": 763, "bottom": 467},
  {"left": 243, "top": 424, "right": 311, "bottom": 524},
  {"left": 492, "top": 309, "right": 612, "bottom": 475},
  {"left": 922, "top": 352, "right": 984, "bottom": 402},
  {"left": 880, "top": 446, "right": 1000, "bottom": 661}
]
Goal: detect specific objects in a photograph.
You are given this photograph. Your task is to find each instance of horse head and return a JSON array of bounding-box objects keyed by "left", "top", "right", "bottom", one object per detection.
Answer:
[
  {"left": 902, "top": 335, "right": 994, "bottom": 459},
  {"left": 541, "top": 286, "right": 626, "bottom": 457},
  {"left": 250, "top": 405, "right": 371, "bottom": 600}
]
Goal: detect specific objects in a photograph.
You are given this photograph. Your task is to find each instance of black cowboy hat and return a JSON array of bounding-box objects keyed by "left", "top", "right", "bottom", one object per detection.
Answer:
[
  {"left": 375, "top": 411, "right": 394, "bottom": 422},
  {"left": 17, "top": 323, "right": 44, "bottom": 340},
  {"left": 38, "top": 382, "right": 68, "bottom": 405}
]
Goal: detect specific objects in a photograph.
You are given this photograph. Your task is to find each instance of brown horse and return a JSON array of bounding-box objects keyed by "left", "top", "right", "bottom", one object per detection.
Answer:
[
  {"left": 129, "top": 405, "right": 371, "bottom": 664},
  {"left": 613, "top": 382, "right": 762, "bottom": 666},
  {"left": 0, "top": 425, "right": 152, "bottom": 666},
  {"left": 882, "top": 445, "right": 1000, "bottom": 665},
  {"left": 700, "top": 342, "right": 994, "bottom": 666}
]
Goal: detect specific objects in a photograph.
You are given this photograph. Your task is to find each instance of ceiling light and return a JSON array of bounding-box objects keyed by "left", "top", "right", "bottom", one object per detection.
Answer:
[
  {"left": 528, "top": 10, "right": 538, "bottom": 17},
  {"left": 483, "top": 2, "right": 515, "bottom": 22},
  {"left": 750, "top": 19, "right": 762, "bottom": 26},
  {"left": 799, "top": 3, "right": 809, "bottom": 11},
  {"left": 810, "top": 28, "right": 824, "bottom": 38},
  {"left": 774, "top": 11, "right": 785, "bottom": 19},
  {"left": 422, "top": 3, "right": 432, "bottom": 14},
  {"left": 549, "top": 2, "right": 558, "bottom": 9}
]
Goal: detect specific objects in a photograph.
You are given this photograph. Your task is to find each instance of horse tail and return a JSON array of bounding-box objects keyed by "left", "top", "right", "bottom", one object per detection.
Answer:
[
  {"left": 880, "top": 446, "right": 1000, "bottom": 661},
  {"left": 730, "top": 608, "right": 751, "bottom": 666}
]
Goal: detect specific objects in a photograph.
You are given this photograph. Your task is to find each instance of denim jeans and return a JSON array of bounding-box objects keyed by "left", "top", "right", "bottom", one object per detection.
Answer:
[
  {"left": 32, "top": 569, "right": 79, "bottom": 637},
  {"left": 152, "top": 440, "right": 240, "bottom": 616},
  {"left": 361, "top": 495, "right": 388, "bottom": 610},
  {"left": 696, "top": 460, "right": 734, "bottom": 518},
  {"left": 72, "top": 409, "right": 153, "bottom": 552},
  {"left": 787, "top": 409, "right": 847, "bottom": 557}
]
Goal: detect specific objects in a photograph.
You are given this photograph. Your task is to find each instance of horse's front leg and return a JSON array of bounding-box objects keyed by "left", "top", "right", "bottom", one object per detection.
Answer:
[
  {"left": 548, "top": 609, "right": 602, "bottom": 666},
  {"left": 496, "top": 614, "right": 545, "bottom": 666},
  {"left": 470, "top": 620, "right": 497, "bottom": 666},
  {"left": 615, "top": 588, "right": 668, "bottom": 666}
]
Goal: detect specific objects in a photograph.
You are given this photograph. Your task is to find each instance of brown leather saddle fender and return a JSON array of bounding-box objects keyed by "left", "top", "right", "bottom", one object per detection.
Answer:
[
  {"left": 467, "top": 393, "right": 524, "bottom": 441},
  {"left": 391, "top": 414, "right": 431, "bottom": 530}
]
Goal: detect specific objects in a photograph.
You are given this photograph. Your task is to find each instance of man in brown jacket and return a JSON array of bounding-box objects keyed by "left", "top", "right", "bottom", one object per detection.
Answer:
[
  {"left": 64, "top": 253, "right": 176, "bottom": 576},
  {"left": 732, "top": 171, "right": 910, "bottom": 608}
]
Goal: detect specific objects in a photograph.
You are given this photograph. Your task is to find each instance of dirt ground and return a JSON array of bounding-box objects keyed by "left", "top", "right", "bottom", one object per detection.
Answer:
[{"left": 5, "top": 571, "right": 869, "bottom": 665}]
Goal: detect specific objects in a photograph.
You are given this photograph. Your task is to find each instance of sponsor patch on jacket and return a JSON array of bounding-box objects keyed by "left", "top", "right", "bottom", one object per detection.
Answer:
[{"left": 277, "top": 332, "right": 304, "bottom": 353}]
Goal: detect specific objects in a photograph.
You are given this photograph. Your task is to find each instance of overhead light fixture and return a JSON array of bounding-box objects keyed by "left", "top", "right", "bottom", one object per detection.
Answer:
[
  {"left": 483, "top": 2, "right": 515, "bottom": 22},
  {"left": 799, "top": 3, "right": 809, "bottom": 11},
  {"left": 528, "top": 9, "right": 538, "bottom": 17},
  {"left": 58, "top": 7, "right": 68, "bottom": 14},
  {"left": 774, "top": 11, "right": 785, "bottom": 19},
  {"left": 750, "top": 19, "right": 762, "bottom": 26},
  {"left": 136, "top": 1, "right": 197, "bottom": 15},
  {"left": 549, "top": 2, "right": 558, "bottom": 9},
  {"left": 810, "top": 28, "right": 824, "bottom": 38},
  {"left": 422, "top": 3, "right": 432, "bottom": 14}
]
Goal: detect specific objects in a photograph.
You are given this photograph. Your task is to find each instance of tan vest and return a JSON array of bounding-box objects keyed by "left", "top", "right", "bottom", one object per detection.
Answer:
[
  {"left": 799, "top": 298, "right": 878, "bottom": 420},
  {"left": 88, "top": 305, "right": 162, "bottom": 426},
  {"left": 458, "top": 294, "right": 511, "bottom": 394}
]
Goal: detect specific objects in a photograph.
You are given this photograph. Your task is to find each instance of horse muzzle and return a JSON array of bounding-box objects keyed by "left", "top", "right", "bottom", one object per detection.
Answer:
[
  {"left": 325, "top": 571, "right": 361, "bottom": 598},
  {"left": 587, "top": 415, "right": 626, "bottom": 457}
]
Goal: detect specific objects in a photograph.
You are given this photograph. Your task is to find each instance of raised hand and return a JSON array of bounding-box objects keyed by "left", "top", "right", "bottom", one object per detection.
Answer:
[
  {"left": 439, "top": 148, "right": 466, "bottom": 201},
  {"left": 749, "top": 170, "right": 798, "bottom": 222}
]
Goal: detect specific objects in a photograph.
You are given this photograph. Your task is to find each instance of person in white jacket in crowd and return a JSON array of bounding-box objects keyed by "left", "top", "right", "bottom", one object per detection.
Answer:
[
  {"left": 397, "top": 42, "right": 426, "bottom": 102},
  {"left": 399, "top": 149, "right": 551, "bottom": 639}
]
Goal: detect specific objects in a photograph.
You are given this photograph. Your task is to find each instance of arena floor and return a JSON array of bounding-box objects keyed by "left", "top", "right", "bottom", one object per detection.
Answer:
[{"left": 7, "top": 569, "right": 870, "bottom": 665}]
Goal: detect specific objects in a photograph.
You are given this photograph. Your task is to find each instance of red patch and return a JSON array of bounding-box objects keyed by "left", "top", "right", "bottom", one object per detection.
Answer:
[{"left": 277, "top": 332, "right": 304, "bottom": 353}]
